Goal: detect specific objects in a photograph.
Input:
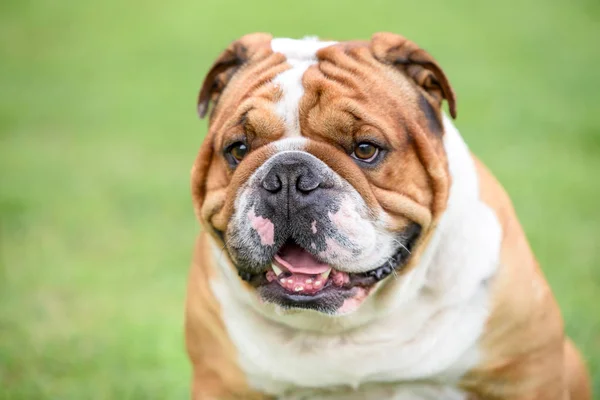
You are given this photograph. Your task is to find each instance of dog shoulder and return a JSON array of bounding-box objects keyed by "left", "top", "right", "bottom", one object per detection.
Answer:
[
  {"left": 185, "top": 232, "right": 271, "bottom": 400},
  {"left": 461, "top": 157, "right": 571, "bottom": 399}
]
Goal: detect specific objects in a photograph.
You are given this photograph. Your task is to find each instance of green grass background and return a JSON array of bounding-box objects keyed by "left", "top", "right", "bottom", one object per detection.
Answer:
[{"left": 1, "top": 0, "right": 599, "bottom": 398}]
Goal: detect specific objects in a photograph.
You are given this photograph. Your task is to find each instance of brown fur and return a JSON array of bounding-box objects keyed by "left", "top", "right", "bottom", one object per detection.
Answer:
[
  {"left": 186, "top": 234, "right": 274, "bottom": 400},
  {"left": 458, "top": 158, "right": 591, "bottom": 399},
  {"left": 186, "top": 32, "right": 591, "bottom": 399}
]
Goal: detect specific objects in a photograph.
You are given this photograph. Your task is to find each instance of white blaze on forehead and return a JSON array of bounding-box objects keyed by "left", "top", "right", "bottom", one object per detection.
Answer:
[
  {"left": 271, "top": 37, "right": 337, "bottom": 61},
  {"left": 270, "top": 37, "right": 337, "bottom": 136},
  {"left": 273, "top": 137, "right": 308, "bottom": 152}
]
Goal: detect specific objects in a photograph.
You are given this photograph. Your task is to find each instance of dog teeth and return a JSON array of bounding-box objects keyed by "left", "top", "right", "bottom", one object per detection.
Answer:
[
  {"left": 272, "top": 264, "right": 283, "bottom": 276},
  {"left": 314, "top": 280, "right": 322, "bottom": 287},
  {"left": 305, "top": 279, "right": 313, "bottom": 284},
  {"left": 294, "top": 286, "right": 304, "bottom": 292},
  {"left": 320, "top": 268, "right": 332, "bottom": 279}
]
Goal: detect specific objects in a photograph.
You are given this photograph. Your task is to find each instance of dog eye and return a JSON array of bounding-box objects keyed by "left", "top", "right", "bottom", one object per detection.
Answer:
[
  {"left": 351, "top": 142, "right": 379, "bottom": 163},
  {"left": 226, "top": 142, "right": 248, "bottom": 165}
]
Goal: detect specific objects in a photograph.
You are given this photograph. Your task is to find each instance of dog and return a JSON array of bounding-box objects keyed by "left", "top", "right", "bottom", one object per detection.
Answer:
[{"left": 185, "top": 32, "right": 591, "bottom": 399}]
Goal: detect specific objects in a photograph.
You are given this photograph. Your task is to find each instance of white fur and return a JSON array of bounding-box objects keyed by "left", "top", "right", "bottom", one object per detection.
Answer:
[
  {"left": 281, "top": 384, "right": 468, "bottom": 400},
  {"left": 271, "top": 37, "right": 337, "bottom": 61},
  {"left": 270, "top": 37, "right": 337, "bottom": 136},
  {"left": 274, "top": 137, "right": 308, "bottom": 152},
  {"left": 209, "top": 116, "right": 502, "bottom": 399}
]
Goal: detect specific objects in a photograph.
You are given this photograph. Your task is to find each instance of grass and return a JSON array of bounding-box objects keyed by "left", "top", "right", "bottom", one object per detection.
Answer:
[{"left": 1, "top": 0, "right": 599, "bottom": 398}]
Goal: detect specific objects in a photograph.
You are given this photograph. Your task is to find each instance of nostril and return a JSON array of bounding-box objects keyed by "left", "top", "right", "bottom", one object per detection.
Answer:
[
  {"left": 296, "top": 175, "right": 321, "bottom": 193},
  {"left": 262, "top": 174, "right": 282, "bottom": 193}
]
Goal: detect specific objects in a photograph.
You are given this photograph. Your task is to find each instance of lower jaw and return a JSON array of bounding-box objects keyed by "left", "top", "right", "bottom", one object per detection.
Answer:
[{"left": 257, "top": 278, "right": 375, "bottom": 315}]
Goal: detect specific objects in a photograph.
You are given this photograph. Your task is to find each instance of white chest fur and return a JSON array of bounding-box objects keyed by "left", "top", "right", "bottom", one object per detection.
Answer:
[{"left": 208, "top": 116, "right": 502, "bottom": 399}]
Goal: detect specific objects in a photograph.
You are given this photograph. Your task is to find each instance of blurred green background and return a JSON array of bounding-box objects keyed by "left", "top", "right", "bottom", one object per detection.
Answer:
[{"left": 1, "top": 0, "right": 599, "bottom": 398}]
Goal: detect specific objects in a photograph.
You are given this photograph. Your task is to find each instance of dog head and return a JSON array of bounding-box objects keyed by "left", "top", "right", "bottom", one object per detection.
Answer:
[{"left": 191, "top": 33, "right": 455, "bottom": 315}]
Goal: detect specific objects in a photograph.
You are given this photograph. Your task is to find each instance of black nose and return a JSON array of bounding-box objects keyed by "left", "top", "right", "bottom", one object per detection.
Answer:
[{"left": 260, "top": 154, "right": 327, "bottom": 215}]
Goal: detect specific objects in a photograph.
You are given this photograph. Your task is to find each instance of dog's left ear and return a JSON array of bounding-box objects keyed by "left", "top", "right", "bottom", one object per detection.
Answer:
[
  {"left": 197, "top": 33, "right": 272, "bottom": 118},
  {"left": 371, "top": 32, "right": 457, "bottom": 119}
]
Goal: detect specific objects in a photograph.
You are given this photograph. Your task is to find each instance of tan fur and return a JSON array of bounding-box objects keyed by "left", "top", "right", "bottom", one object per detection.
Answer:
[
  {"left": 186, "top": 234, "right": 273, "bottom": 400},
  {"left": 186, "top": 33, "right": 591, "bottom": 399},
  {"left": 458, "top": 158, "right": 591, "bottom": 399}
]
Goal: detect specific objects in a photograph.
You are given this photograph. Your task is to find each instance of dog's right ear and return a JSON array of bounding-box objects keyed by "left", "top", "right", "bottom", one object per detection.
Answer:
[
  {"left": 197, "top": 33, "right": 273, "bottom": 119},
  {"left": 371, "top": 32, "right": 456, "bottom": 119}
]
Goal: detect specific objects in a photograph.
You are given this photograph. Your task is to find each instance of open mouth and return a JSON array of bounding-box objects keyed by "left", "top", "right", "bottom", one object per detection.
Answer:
[
  {"left": 240, "top": 238, "right": 412, "bottom": 293},
  {"left": 267, "top": 241, "right": 349, "bottom": 294},
  {"left": 251, "top": 239, "right": 410, "bottom": 313},
  {"left": 236, "top": 223, "right": 421, "bottom": 313},
  {"left": 262, "top": 240, "right": 401, "bottom": 295}
]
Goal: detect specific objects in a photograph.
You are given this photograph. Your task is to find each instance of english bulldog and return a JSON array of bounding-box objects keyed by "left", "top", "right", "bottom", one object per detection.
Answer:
[{"left": 185, "top": 32, "right": 591, "bottom": 400}]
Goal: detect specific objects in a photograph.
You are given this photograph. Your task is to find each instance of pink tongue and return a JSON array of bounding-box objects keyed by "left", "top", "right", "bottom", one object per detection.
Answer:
[{"left": 274, "top": 244, "right": 330, "bottom": 274}]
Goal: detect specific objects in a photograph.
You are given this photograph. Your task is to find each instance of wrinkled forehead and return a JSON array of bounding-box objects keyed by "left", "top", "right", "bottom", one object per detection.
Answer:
[
  {"left": 211, "top": 36, "right": 417, "bottom": 146},
  {"left": 269, "top": 37, "right": 338, "bottom": 136}
]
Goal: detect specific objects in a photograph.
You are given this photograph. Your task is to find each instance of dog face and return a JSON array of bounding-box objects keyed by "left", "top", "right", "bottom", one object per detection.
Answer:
[{"left": 192, "top": 33, "right": 456, "bottom": 315}]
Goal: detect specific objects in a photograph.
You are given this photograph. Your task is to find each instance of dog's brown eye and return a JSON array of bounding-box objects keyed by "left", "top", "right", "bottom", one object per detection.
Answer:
[
  {"left": 227, "top": 142, "right": 248, "bottom": 165},
  {"left": 352, "top": 142, "right": 379, "bottom": 162}
]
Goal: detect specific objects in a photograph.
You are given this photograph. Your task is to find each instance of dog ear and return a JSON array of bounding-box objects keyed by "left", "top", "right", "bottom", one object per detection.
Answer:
[
  {"left": 197, "top": 33, "right": 272, "bottom": 119},
  {"left": 371, "top": 32, "right": 456, "bottom": 119}
]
